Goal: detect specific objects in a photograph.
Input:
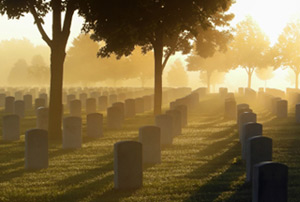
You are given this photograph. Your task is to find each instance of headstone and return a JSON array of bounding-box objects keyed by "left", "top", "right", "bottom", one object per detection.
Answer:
[
  {"left": 39, "top": 93, "right": 48, "bottom": 107},
  {"left": 155, "top": 114, "right": 173, "bottom": 145},
  {"left": 70, "top": 99, "right": 81, "bottom": 117},
  {"left": 139, "top": 126, "right": 161, "bottom": 164},
  {"left": 166, "top": 109, "right": 182, "bottom": 136},
  {"left": 2, "top": 114, "right": 20, "bottom": 141},
  {"left": 271, "top": 97, "right": 281, "bottom": 115},
  {"left": 5, "top": 96, "right": 15, "bottom": 114},
  {"left": 175, "top": 105, "right": 188, "bottom": 127},
  {"left": 143, "top": 95, "right": 152, "bottom": 111},
  {"left": 276, "top": 100, "right": 288, "bottom": 118},
  {"left": 67, "top": 94, "right": 76, "bottom": 109},
  {"left": 79, "top": 93, "right": 87, "bottom": 109},
  {"left": 112, "top": 102, "right": 125, "bottom": 122},
  {"left": 238, "top": 112, "right": 257, "bottom": 141},
  {"left": 14, "top": 100, "right": 25, "bottom": 118},
  {"left": 296, "top": 103, "right": 300, "bottom": 123},
  {"left": 135, "top": 98, "right": 144, "bottom": 114},
  {"left": 86, "top": 98, "right": 97, "bottom": 114},
  {"left": 36, "top": 107, "right": 49, "bottom": 130},
  {"left": 107, "top": 106, "right": 122, "bottom": 129},
  {"left": 241, "top": 122, "right": 263, "bottom": 160},
  {"left": 236, "top": 103, "right": 250, "bottom": 124},
  {"left": 15, "top": 91, "right": 23, "bottom": 100},
  {"left": 98, "top": 96, "right": 108, "bottom": 111},
  {"left": 125, "top": 99, "right": 136, "bottom": 118},
  {"left": 25, "top": 129, "right": 48, "bottom": 170},
  {"left": 23, "top": 94, "right": 33, "bottom": 110},
  {"left": 114, "top": 141, "right": 143, "bottom": 190},
  {"left": 35, "top": 98, "right": 46, "bottom": 110},
  {"left": 63, "top": 116, "right": 82, "bottom": 149},
  {"left": 246, "top": 136, "right": 272, "bottom": 182},
  {"left": 225, "top": 99, "right": 237, "bottom": 119},
  {"left": 0, "top": 93, "right": 6, "bottom": 107},
  {"left": 109, "top": 94, "right": 118, "bottom": 106},
  {"left": 87, "top": 113, "right": 103, "bottom": 138},
  {"left": 253, "top": 162, "right": 288, "bottom": 202}
]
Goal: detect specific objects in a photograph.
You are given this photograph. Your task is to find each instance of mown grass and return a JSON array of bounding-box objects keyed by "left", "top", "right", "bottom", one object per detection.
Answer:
[{"left": 0, "top": 96, "right": 299, "bottom": 202}]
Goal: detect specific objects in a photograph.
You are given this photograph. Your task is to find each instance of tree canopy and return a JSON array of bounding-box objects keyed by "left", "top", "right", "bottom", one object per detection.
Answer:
[
  {"left": 81, "top": 0, "right": 235, "bottom": 114},
  {"left": 273, "top": 20, "right": 300, "bottom": 89},
  {"left": 230, "top": 16, "right": 270, "bottom": 88}
]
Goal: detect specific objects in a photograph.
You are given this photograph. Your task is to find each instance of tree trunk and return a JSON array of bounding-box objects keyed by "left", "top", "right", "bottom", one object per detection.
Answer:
[
  {"left": 153, "top": 35, "right": 163, "bottom": 115},
  {"left": 247, "top": 69, "right": 253, "bottom": 89},
  {"left": 207, "top": 71, "right": 212, "bottom": 93},
  {"left": 295, "top": 71, "right": 299, "bottom": 89},
  {"left": 48, "top": 46, "right": 65, "bottom": 139}
]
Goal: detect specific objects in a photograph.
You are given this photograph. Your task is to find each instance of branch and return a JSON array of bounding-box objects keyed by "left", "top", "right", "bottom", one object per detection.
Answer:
[
  {"left": 28, "top": 1, "right": 52, "bottom": 47},
  {"left": 62, "top": 1, "right": 76, "bottom": 47},
  {"left": 162, "top": 48, "right": 174, "bottom": 70}
]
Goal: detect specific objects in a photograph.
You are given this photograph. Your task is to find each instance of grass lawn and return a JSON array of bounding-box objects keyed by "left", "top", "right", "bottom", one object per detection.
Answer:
[{"left": 0, "top": 96, "right": 299, "bottom": 202}]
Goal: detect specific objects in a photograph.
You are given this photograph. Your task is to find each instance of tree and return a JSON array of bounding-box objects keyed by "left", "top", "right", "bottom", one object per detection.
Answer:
[
  {"left": 255, "top": 66, "right": 274, "bottom": 89},
  {"left": 186, "top": 51, "right": 231, "bottom": 92},
  {"left": 64, "top": 34, "right": 154, "bottom": 86},
  {"left": 81, "top": 0, "right": 234, "bottom": 114},
  {"left": 167, "top": 59, "right": 188, "bottom": 87},
  {"left": 273, "top": 20, "right": 300, "bottom": 89},
  {"left": 199, "top": 71, "right": 226, "bottom": 92},
  {"left": 7, "top": 59, "right": 29, "bottom": 85},
  {"left": 231, "top": 16, "right": 270, "bottom": 88},
  {"left": 0, "top": 0, "right": 88, "bottom": 139}
]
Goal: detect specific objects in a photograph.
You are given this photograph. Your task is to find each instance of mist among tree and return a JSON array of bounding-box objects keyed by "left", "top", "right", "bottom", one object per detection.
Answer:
[{"left": 167, "top": 60, "right": 189, "bottom": 87}]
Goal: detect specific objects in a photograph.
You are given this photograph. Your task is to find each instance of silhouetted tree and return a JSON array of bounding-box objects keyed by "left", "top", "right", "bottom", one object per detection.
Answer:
[
  {"left": 0, "top": 0, "right": 93, "bottom": 138},
  {"left": 81, "top": 0, "right": 234, "bottom": 114},
  {"left": 273, "top": 20, "right": 300, "bottom": 89},
  {"left": 7, "top": 59, "right": 29, "bottom": 85},
  {"left": 231, "top": 17, "right": 270, "bottom": 88},
  {"left": 199, "top": 71, "right": 226, "bottom": 92},
  {"left": 167, "top": 59, "right": 188, "bottom": 87},
  {"left": 186, "top": 50, "right": 232, "bottom": 92}
]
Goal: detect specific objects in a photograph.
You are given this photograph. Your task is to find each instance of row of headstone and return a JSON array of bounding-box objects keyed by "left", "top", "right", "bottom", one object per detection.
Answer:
[{"left": 236, "top": 104, "right": 288, "bottom": 202}]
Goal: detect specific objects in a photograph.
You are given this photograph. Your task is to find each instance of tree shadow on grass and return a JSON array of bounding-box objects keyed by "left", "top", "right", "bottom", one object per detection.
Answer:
[{"left": 184, "top": 142, "right": 251, "bottom": 202}]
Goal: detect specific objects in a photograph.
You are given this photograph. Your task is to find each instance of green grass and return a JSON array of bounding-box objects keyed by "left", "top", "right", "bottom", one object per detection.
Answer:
[{"left": 0, "top": 97, "right": 299, "bottom": 202}]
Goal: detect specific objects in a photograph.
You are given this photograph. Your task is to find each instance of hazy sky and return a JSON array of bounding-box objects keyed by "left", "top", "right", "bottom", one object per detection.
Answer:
[{"left": 1, "top": 0, "right": 300, "bottom": 47}]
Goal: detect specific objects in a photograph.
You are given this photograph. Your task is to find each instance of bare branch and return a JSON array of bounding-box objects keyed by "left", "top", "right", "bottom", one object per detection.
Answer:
[
  {"left": 28, "top": 1, "right": 52, "bottom": 47},
  {"left": 162, "top": 48, "right": 174, "bottom": 70}
]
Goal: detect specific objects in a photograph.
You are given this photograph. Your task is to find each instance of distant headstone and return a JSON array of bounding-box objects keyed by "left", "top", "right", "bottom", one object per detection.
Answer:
[
  {"left": 39, "top": 93, "right": 48, "bottom": 107},
  {"left": 25, "top": 129, "right": 48, "bottom": 170},
  {"left": 241, "top": 122, "right": 262, "bottom": 160},
  {"left": 253, "top": 162, "right": 288, "bottom": 202},
  {"left": 109, "top": 94, "right": 118, "bottom": 106},
  {"left": 66, "top": 94, "right": 76, "bottom": 109},
  {"left": 166, "top": 109, "right": 182, "bottom": 136},
  {"left": 225, "top": 99, "right": 237, "bottom": 120},
  {"left": 114, "top": 141, "right": 143, "bottom": 190},
  {"left": 79, "top": 93, "right": 87, "bottom": 109},
  {"left": 15, "top": 91, "right": 23, "bottom": 100},
  {"left": 135, "top": 98, "right": 145, "bottom": 114},
  {"left": 276, "top": 100, "right": 288, "bottom": 118},
  {"left": 23, "top": 94, "right": 33, "bottom": 110},
  {"left": 155, "top": 114, "right": 173, "bottom": 145},
  {"left": 0, "top": 93, "right": 6, "bottom": 107},
  {"left": 87, "top": 113, "right": 103, "bottom": 138},
  {"left": 238, "top": 112, "right": 257, "bottom": 141},
  {"left": 14, "top": 100, "right": 25, "bottom": 118},
  {"left": 86, "top": 98, "right": 97, "bottom": 114},
  {"left": 70, "top": 99, "right": 81, "bottom": 117},
  {"left": 112, "top": 102, "right": 125, "bottom": 122},
  {"left": 36, "top": 107, "right": 49, "bottom": 130},
  {"left": 271, "top": 97, "right": 281, "bottom": 115},
  {"left": 5, "top": 96, "right": 15, "bottom": 114},
  {"left": 107, "top": 106, "right": 122, "bottom": 129},
  {"left": 98, "top": 96, "right": 108, "bottom": 111},
  {"left": 2, "top": 114, "right": 20, "bottom": 141},
  {"left": 63, "top": 116, "right": 82, "bottom": 149},
  {"left": 236, "top": 103, "right": 250, "bottom": 124},
  {"left": 139, "top": 126, "right": 161, "bottom": 164},
  {"left": 125, "top": 99, "right": 136, "bottom": 118},
  {"left": 143, "top": 96, "right": 152, "bottom": 111},
  {"left": 35, "top": 98, "right": 46, "bottom": 110},
  {"left": 175, "top": 105, "right": 188, "bottom": 127}
]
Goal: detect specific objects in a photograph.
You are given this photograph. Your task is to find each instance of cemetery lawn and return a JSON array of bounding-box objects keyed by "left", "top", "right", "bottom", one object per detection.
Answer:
[{"left": 0, "top": 97, "right": 300, "bottom": 202}]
